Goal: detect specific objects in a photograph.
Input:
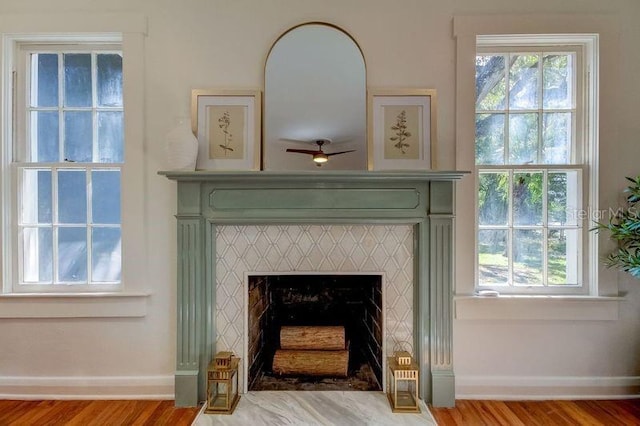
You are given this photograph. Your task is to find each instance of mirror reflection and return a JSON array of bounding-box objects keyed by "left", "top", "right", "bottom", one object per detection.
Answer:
[{"left": 264, "top": 23, "right": 366, "bottom": 170}]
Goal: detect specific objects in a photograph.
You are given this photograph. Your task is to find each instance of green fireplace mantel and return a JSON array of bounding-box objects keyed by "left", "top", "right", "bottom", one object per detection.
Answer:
[{"left": 160, "top": 170, "right": 467, "bottom": 408}]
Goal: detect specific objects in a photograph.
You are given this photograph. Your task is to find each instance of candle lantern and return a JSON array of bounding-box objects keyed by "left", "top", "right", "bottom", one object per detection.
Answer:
[
  {"left": 205, "top": 351, "right": 240, "bottom": 414},
  {"left": 386, "top": 351, "right": 420, "bottom": 413}
]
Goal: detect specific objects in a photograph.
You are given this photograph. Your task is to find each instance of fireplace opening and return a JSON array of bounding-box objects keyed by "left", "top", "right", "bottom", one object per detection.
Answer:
[{"left": 247, "top": 274, "right": 383, "bottom": 391}]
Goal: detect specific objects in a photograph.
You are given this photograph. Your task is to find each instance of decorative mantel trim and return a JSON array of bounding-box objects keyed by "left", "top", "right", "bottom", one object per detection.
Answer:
[
  {"left": 160, "top": 170, "right": 467, "bottom": 408},
  {"left": 160, "top": 170, "right": 468, "bottom": 182}
]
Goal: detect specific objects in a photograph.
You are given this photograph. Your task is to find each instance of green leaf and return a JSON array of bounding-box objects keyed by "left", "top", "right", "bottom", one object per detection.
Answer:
[{"left": 591, "top": 175, "right": 640, "bottom": 280}]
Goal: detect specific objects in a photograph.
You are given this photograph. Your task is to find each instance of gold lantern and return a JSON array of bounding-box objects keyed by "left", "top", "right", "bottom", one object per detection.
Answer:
[
  {"left": 387, "top": 351, "right": 420, "bottom": 413},
  {"left": 205, "top": 351, "right": 240, "bottom": 414}
]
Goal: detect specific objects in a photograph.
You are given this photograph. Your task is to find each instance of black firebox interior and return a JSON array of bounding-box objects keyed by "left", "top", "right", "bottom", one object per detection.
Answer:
[{"left": 246, "top": 274, "right": 383, "bottom": 391}]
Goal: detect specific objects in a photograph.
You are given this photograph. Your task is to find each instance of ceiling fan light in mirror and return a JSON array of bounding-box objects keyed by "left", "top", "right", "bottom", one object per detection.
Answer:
[
  {"left": 284, "top": 138, "right": 356, "bottom": 166},
  {"left": 264, "top": 23, "right": 366, "bottom": 171},
  {"left": 313, "top": 153, "right": 328, "bottom": 164}
]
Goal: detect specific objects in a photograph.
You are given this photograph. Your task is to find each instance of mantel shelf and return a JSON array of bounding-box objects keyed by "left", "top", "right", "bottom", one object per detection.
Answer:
[{"left": 159, "top": 170, "right": 469, "bottom": 183}]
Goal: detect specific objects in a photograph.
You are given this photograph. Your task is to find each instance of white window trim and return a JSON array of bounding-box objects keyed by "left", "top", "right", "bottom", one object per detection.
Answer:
[
  {"left": 454, "top": 294, "right": 622, "bottom": 321},
  {"left": 453, "top": 15, "right": 619, "bottom": 320},
  {"left": 0, "top": 14, "right": 149, "bottom": 317}
]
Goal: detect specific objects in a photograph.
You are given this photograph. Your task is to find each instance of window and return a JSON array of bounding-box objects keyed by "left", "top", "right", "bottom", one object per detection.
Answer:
[
  {"left": 475, "top": 35, "right": 597, "bottom": 294},
  {"left": 13, "top": 44, "right": 123, "bottom": 292},
  {"left": 0, "top": 18, "right": 147, "bottom": 316}
]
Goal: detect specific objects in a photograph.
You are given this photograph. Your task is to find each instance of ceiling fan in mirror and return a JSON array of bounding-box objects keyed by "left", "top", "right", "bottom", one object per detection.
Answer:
[{"left": 283, "top": 138, "right": 356, "bottom": 166}]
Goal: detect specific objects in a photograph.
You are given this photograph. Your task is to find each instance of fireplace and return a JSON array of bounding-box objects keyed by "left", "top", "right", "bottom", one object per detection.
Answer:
[
  {"left": 246, "top": 274, "right": 383, "bottom": 391},
  {"left": 215, "top": 224, "right": 415, "bottom": 394},
  {"left": 161, "top": 170, "right": 466, "bottom": 408}
]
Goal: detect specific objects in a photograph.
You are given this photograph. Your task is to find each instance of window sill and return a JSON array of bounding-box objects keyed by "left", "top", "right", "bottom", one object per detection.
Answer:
[
  {"left": 0, "top": 292, "right": 150, "bottom": 318},
  {"left": 454, "top": 294, "right": 623, "bottom": 321}
]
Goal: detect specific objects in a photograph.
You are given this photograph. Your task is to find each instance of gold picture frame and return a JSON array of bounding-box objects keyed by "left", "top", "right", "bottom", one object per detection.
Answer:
[
  {"left": 191, "top": 89, "right": 261, "bottom": 170},
  {"left": 367, "top": 88, "right": 437, "bottom": 170}
]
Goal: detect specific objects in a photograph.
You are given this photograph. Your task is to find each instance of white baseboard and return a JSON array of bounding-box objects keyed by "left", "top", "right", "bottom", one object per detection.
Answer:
[
  {"left": 456, "top": 375, "right": 640, "bottom": 400},
  {"left": 4, "top": 374, "right": 639, "bottom": 401},
  {"left": 0, "top": 375, "right": 174, "bottom": 400}
]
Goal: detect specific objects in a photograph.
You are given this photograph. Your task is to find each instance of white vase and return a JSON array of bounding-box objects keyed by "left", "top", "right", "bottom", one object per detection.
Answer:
[{"left": 166, "top": 118, "right": 198, "bottom": 170}]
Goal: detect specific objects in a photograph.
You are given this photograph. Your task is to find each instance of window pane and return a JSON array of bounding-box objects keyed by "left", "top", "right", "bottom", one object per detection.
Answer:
[
  {"left": 97, "top": 54, "right": 123, "bottom": 107},
  {"left": 509, "top": 113, "right": 538, "bottom": 164},
  {"left": 92, "top": 227, "right": 121, "bottom": 282},
  {"left": 476, "top": 55, "right": 506, "bottom": 110},
  {"left": 475, "top": 114, "right": 504, "bottom": 165},
  {"left": 513, "top": 229, "right": 543, "bottom": 285},
  {"left": 22, "top": 227, "right": 53, "bottom": 283},
  {"left": 548, "top": 172, "right": 568, "bottom": 225},
  {"left": 92, "top": 170, "right": 121, "bottom": 224},
  {"left": 548, "top": 171, "right": 580, "bottom": 226},
  {"left": 513, "top": 172, "right": 543, "bottom": 226},
  {"left": 543, "top": 112, "right": 571, "bottom": 164},
  {"left": 58, "top": 170, "right": 87, "bottom": 223},
  {"left": 478, "top": 172, "right": 508, "bottom": 225},
  {"left": 509, "top": 54, "right": 539, "bottom": 110},
  {"left": 97, "top": 112, "right": 124, "bottom": 163},
  {"left": 64, "top": 53, "right": 92, "bottom": 107},
  {"left": 548, "top": 229, "right": 579, "bottom": 285},
  {"left": 58, "top": 227, "right": 87, "bottom": 282},
  {"left": 31, "top": 111, "right": 59, "bottom": 162},
  {"left": 64, "top": 111, "right": 93, "bottom": 162},
  {"left": 478, "top": 230, "right": 508, "bottom": 285},
  {"left": 21, "top": 169, "right": 52, "bottom": 224},
  {"left": 31, "top": 53, "right": 58, "bottom": 107},
  {"left": 543, "top": 54, "right": 573, "bottom": 109}
]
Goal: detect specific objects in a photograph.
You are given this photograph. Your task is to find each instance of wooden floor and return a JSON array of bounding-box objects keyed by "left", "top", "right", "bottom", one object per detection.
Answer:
[
  {"left": 0, "top": 400, "right": 201, "bottom": 426},
  {"left": 430, "top": 399, "right": 640, "bottom": 426},
  {"left": 0, "top": 399, "right": 639, "bottom": 425}
]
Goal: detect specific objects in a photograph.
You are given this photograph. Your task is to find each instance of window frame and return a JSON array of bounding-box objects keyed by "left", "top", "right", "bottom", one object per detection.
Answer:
[
  {"left": 13, "top": 43, "right": 124, "bottom": 292},
  {"left": 0, "top": 21, "right": 148, "bottom": 316},
  {"left": 474, "top": 34, "right": 598, "bottom": 296}
]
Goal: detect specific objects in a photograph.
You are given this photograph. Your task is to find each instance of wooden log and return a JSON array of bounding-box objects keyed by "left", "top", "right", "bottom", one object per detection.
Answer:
[
  {"left": 280, "top": 326, "right": 345, "bottom": 350},
  {"left": 272, "top": 349, "right": 349, "bottom": 377}
]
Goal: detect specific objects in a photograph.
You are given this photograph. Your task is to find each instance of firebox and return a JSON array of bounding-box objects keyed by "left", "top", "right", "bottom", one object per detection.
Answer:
[{"left": 246, "top": 274, "right": 383, "bottom": 391}]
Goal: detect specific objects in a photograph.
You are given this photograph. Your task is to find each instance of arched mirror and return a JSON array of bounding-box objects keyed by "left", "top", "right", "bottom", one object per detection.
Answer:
[{"left": 263, "top": 23, "right": 366, "bottom": 170}]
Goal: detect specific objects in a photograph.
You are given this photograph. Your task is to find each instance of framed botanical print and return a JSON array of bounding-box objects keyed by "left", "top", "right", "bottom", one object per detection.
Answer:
[
  {"left": 191, "top": 89, "right": 261, "bottom": 170},
  {"left": 367, "top": 88, "right": 437, "bottom": 170}
]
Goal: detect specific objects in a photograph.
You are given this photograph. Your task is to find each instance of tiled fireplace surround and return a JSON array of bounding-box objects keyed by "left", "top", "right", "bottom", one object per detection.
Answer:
[
  {"left": 162, "top": 170, "right": 465, "bottom": 408},
  {"left": 218, "top": 224, "right": 413, "bottom": 392}
]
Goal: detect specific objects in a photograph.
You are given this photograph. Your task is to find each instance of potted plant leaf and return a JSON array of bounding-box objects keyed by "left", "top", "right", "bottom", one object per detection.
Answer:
[{"left": 593, "top": 176, "right": 640, "bottom": 278}]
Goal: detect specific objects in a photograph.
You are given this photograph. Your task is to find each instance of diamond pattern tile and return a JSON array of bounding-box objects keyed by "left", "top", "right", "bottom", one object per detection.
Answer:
[{"left": 215, "top": 225, "right": 414, "bottom": 391}]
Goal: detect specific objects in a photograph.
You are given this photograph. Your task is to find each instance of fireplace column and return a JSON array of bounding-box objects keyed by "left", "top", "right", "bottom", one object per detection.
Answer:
[
  {"left": 414, "top": 181, "right": 456, "bottom": 407},
  {"left": 173, "top": 181, "right": 216, "bottom": 406},
  {"left": 428, "top": 182, "right": 456, "bottom": 406}
]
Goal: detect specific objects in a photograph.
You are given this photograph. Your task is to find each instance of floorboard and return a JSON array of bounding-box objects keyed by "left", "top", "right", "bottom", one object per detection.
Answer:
[
  {"left": 0, "top": 400, "right": 200, "bottom": 426},
  {"left": 430, "top": 400, "right": 640, "bottom": 426}
]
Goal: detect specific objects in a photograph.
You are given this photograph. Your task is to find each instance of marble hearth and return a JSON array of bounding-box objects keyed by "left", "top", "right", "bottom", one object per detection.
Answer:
[
  {"left": 193, "top": 391, "right": 436, "bottom": 425},
  {"left": 161, "top": 170, "right": 466, "bottom": 408}
]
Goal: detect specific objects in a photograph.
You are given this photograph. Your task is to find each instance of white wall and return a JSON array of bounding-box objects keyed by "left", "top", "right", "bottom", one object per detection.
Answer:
[{"left": 0, "top": 0, "right": 638, "bottom": 399}]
